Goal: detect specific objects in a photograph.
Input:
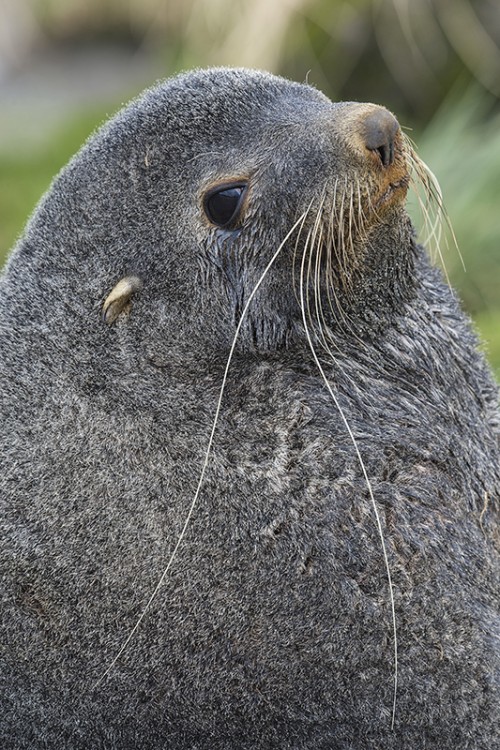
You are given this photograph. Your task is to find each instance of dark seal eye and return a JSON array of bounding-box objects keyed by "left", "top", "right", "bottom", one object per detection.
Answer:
[{"left": 204, "top": 184, "right": 246, "bottom": 228}]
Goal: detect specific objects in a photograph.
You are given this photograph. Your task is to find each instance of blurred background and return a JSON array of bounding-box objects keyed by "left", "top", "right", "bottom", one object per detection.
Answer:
[{"left": 0, "top": 0, "right": 499, "bottom": 373}]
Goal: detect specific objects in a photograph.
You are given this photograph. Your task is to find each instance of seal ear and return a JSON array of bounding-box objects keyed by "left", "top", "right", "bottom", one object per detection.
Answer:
[{"left": 102, "top": 275, "right": 143, "bottom": 325}]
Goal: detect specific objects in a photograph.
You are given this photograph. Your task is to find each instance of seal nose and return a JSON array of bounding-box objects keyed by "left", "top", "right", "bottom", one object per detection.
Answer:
[{"left": 362, "top": 109, "right": 400, "bottom": 167}]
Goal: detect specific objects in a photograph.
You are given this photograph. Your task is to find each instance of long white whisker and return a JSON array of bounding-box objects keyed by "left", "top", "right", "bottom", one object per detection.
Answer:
[
  {"left": 92, "top": 210, "right": 310, "bottom": 689},
  {"left": 298, "top": 240, "right": 398, "bottom": 731},
  {"left": 403, "top": 134, "right": 464, "bottom": 278}
]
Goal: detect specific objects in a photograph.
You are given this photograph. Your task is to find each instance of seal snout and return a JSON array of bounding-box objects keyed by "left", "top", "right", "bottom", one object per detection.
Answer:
[
  {"left": 339, "top": 103, "right": 409, "bottom": 211},
  {"left": 361, "top": 108, "right": 400, "bottom": 168}
]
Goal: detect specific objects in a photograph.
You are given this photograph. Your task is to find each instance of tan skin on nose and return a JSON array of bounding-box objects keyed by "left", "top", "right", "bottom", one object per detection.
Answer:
[{"left": 337, "top": 103, "right": 410, "bottom": 209}]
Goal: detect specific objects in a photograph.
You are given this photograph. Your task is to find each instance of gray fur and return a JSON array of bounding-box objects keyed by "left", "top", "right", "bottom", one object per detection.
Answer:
[{"left": 0, "top": 68, "right": 499, "bottom": 749}]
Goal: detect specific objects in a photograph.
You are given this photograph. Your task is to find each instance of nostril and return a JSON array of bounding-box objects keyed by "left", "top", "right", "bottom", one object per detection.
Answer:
[
  {"left": 363, "top": 108, "right": 399, "bottom": 168},
  {"left": 375, "top": 142, "right": 394, "bottom": 168}
]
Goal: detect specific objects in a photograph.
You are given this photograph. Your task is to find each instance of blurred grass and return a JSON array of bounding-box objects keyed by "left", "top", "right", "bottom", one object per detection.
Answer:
[{"left": 0, "top": 91, "right": 499, "bottom": 377}]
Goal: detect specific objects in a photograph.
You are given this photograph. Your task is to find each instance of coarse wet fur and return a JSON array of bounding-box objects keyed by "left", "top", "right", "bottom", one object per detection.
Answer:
[{"left": 0, "top": 68, "right": 499, "bottom": 749}]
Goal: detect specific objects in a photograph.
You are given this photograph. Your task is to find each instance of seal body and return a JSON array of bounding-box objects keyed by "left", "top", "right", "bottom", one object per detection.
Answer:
[{"left": 0, "top": 68, "right": 499, "bottom": 749}]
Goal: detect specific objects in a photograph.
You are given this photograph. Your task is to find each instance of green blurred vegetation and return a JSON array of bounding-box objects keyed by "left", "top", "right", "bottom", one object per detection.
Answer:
[{"left": 0, "top": 0, "right": 498, "bottom": 374}]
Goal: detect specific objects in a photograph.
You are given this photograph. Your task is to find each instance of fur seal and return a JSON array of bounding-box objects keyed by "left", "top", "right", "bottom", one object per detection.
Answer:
[{"left": 0, "top": 67, "right": 499, "bottom": 749}]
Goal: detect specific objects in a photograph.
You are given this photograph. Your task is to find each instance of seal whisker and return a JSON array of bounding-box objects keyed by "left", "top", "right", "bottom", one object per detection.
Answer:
[
  {"left": 312, "top": 228, "right": 351, "bottom": 364},
  {"left": 324, "top": 225, "right": 351, "bottom": 336},
  {"left": 291, "top": 189, "right": 330, "bottom": 351},
  {"left": 291, "top": 202, "right": 317, "bottom": 310},
  {"left": 311, "top": 197, "right": 333, "bottom": 354},
  {"left": 92, "top": 210, "right": 311, "bottom": 690},
  {"left": 305, "top": 206, "right": 332, "bottom": 358},
  {"left": 402, "top": 133, "right": 464, "bottom": 280},
  {"left": 348, "top": 182, "right": 356, "bottom": 254},
  {"left": 319, "top": 179, "right": 368, "bottom": 351},
  {"left": 305, "top": 221, "right": 321, "bottom": 343},
  {"left": 406, "top": 153, "right": 443, "bottom": 259},
  {"left": 325, "top": 178, "right": 339, "bottom": 302},
  {"left": 298, "top": 228, "right": 313, "bottom": 346},
  {"left": 356, "top": 178, "right": 366, "bottom": 238},
  {"left": 335, "top": 178, "right": 347, "bottom": 288},
  {"left": 315, "top": 182, "right": 352, "bottom": 346},
  {"left": 314, "top": 220, "right": 361, "bottom": 360},
  {"left": 340, "top": 175, "right": 352, "bottom": 294},
  {"left": 298, "top": 227, "right": 399, "bottom": 731},
  {"left": 291, "top": 220, "right": 307, "bottom": 306},
  {"left": 314, "top": 226, "right": 334, "bottom": 353},
  {"left": 316, "top": 238, "right": 348, "bottom": 360},
  {"left": 409, "top": 167, "right": 451, "bottom": 283}
]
